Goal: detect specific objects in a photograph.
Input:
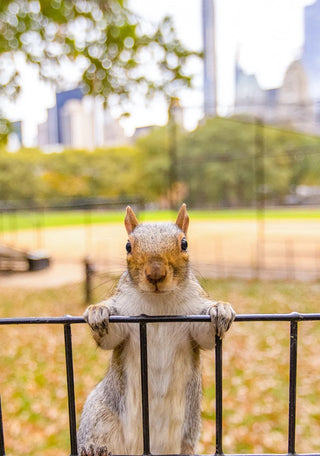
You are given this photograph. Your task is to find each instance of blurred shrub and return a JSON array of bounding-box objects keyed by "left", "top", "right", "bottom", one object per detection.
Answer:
[
  {"left": 177, "top": 117, "right": 320, "bottom": 207},
  {"left": 1, "top": 118, "right": 320, "bottom": 207}
]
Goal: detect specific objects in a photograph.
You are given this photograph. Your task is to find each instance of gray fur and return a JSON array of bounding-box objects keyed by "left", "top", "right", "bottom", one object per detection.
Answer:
[{"left": 78, "top": 208, "right": 235, "bottom": 455}]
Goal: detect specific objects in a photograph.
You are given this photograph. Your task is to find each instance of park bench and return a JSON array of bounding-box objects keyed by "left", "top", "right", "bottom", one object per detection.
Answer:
[{"left": 0, "top": 244, "right": 50, "bottom": 272}]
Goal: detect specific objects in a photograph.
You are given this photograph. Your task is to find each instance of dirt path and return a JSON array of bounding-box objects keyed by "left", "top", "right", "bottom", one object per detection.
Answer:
[{"left": 1, "top": 219, "right": 320, "bottom": 288}]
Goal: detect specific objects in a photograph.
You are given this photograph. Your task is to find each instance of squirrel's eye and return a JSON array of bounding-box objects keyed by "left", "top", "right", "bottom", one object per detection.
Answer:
[
  {"left": 126, "top": 241, "right": 132, "bottom": 254},
  {"left": 181, "top": 238, "right": 188, "bottom": 251}
]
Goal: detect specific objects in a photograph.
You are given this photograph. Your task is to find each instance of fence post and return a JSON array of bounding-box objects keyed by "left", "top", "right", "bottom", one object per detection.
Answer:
[
  {"left": 288, "top": 320, "right": 298, "bottom": 455},
  {"left": 286, "top": 239, "right": 295, "bottom": 280},
  {"left": 84, "top": 258, "right": 95, "bottom": 305},
  {"left": 139, "top": 321, "right": 151, "bottom": 456},
  {"left": 64, "top": 323, "right": 78, "bottom": 456},
  {"left": 0, "top": 396, "right": 5, "bottom": 456},
  {"left": 215, "top": 335, "right": 223, "bottom": 456}
]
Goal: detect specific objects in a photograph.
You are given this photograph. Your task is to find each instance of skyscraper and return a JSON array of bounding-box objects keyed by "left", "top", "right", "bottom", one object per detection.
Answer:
[
  {"left": 202, "top": 0, "right": 217, "bottom": 117},
  {"left": 56, "top": 88, "right": 83, "bottom": 143},
  {"left": 233, "top": 0, "right": 320, "bottom": 134},
  {"left": 37, "top": 89, "right": 126, "bottom": 149},
  {"left": 301, "top": 0, "right": 320, "bottom": 120}
]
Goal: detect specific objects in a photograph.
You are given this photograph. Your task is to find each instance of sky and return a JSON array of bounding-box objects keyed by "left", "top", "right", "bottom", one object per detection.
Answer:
[
  {"left": 129, "top": 0, "right": 312, "bottom": 113},
  {"left": 3, "top": 0, "right": 315, "bottom": 145}
]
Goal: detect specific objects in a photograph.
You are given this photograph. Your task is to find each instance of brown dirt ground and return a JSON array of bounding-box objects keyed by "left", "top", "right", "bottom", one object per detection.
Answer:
[{"left": 1, "top": 219, "right": 320, "bottom": 288}]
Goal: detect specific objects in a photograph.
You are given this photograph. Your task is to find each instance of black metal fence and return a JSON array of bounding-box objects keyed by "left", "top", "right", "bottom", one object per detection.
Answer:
[{"left": 1, "top": 312, "right": 320, "bottom": 456}]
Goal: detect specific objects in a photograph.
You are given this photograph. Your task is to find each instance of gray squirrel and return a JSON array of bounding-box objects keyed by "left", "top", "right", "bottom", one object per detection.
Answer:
[{"left": 78, "top": 204, "right": 235, "bottom": 455}]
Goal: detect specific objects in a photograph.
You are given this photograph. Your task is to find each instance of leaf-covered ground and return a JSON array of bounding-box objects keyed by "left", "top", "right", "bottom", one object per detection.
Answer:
[{"left": 0, "top": 278, "right": 319, "bottom": 455}]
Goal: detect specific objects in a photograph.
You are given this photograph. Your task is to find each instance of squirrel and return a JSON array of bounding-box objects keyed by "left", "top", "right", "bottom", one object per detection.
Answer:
[{"left": 78, "top": 204, "right": 235, "bottom": 456}]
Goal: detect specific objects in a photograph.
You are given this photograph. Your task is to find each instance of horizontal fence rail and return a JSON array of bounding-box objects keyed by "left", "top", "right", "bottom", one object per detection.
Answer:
[
  {"left": 0, "top": 312, "right": 320, "bottom": 456},
  {"left": 1, "top": 312, "right": 320, "bottom": 325}
]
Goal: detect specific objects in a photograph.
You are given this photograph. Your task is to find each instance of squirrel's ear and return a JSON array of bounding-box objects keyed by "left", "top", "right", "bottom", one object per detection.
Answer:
[
  {"left": 175, "top": 203, "right": 189, "bottom": 234},
  {"left": 125, "top": 206, "right": 139, "bottom": 234}
]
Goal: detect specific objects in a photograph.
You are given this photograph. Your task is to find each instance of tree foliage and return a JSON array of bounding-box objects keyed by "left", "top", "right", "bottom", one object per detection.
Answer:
[
  {"left": 0, "top": 146, "right": 141, "bottom": 202},
  {"left": 134, "top": 127, "right": 171, "bottom": 201},
  {"left": 177, "top": 117, "right": 320, "bottom": 207},
  {"left": 177, "top": 118, "right": 257, "bottom": 207},
  {"left": 0, "top": 0, "right": 198, "bottom": 97},
  {"left": 0, "top": 118, "right": 319, "bottom": 207},
  {"left": 0, "top": 0, "right": 200, "bottom": 141}
]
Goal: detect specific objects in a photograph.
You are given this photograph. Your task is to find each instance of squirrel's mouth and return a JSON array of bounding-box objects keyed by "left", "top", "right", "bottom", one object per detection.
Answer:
[
  {"left": 152, "top": 282, "right": 174, "bottom": 294},
  {"left": 154, "top": 288, "right": 167, "bottom": 294},
  {"left": 152, "top": 283, "right": 163, "bottom": 293},
  {"left": 139, "top": 269, "right": 175, "bottom": 293},
  {"left": 142, "top": 286, "right": 172, "bottom": 295},
  {"left": 142, "top": 283, "right": 170, "bottom": 294}
]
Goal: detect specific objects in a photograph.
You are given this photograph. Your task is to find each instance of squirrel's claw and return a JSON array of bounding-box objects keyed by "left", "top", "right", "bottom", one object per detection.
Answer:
[
  {"left": 208, "top": 301, "right": 235, "bottom": 339},
  {"left": 83, "top": 303, "right": 110, "bottom": 337},
  {"left": 80, "top": 445, "right": 111, "bottom": 456}
]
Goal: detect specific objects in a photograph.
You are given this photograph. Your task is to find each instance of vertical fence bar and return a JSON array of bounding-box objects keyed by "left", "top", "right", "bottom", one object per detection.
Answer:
[
  {"left": 64, "top": 324, "right": 78, "bottom": 456},
  {"left": 288, "top": 320, "right": 298, "bottom": 455},
  {"left": 139, "top": 322, "right": 151, "bottom": 456},
  {"left": 84, "top": 258, "right": 95, "bottom": 305},
  {"left": 286, "top": 240, "right": 295, "bottom": 280},
  {"left": 0, "top": 396, "right": 5, "bottom": 456},
  {"left": 215, "top": 335, "right": 223, "bottom": 456}
]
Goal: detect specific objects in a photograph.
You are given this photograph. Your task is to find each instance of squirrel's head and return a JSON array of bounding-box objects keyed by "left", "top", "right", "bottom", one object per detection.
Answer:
[{"left": 124, "top": 204, "right": 190, "bottom": 294}]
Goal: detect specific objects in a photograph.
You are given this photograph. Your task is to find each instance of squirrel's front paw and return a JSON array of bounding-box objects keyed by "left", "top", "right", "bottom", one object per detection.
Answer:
[
  {"left": 83, "top": 303, "right": 110, "bottom": 337},
  {"left": 80, "top": 445, "right": 111, "bottom": 456},
  {"left": 208, "top": 301, "right": 235, "bottom": 339}
]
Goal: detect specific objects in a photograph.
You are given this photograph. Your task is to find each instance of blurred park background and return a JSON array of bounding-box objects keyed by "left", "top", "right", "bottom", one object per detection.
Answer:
[{"left": 0, "top": 0, "right": 320, "bottom": 455}]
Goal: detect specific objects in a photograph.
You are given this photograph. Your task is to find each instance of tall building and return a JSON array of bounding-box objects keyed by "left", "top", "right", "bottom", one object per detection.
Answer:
[
  {"left": 202, "top": 0, "right": 217, "bottom": 117},
  {"left": 233, "top": 0, "right": 320, "bottom": 134},
  {"left": 56, "top": 88, "right": 83, "bottom": 143},
  {"left": 37, "top": 89, "right": 126, "bottom": 149},
  {"left": 301, "top": 0, "right": 320, "bottom": 120},
  {"left": 37, "top": 88, "right": 83, "bottom": 147},
  {"left": 234, "top": 62, "right": 267, "bottom": 116},
  {"left": 59, "top": 96, "right": 104, "bottom": 149},
  {"left": 234, "top": 58, "right": 315, "bottom": 133}
]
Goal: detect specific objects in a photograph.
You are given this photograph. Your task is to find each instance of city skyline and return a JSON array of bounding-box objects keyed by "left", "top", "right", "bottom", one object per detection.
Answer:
[
  {"left": 232, "top": 0, "right": 320, "bottom": 135},
  {"left": 3, "top": 0, "right": 316, "bottom": 146},
  {"left": 37, "top": 89, "right": 126, "bottom": 150}
]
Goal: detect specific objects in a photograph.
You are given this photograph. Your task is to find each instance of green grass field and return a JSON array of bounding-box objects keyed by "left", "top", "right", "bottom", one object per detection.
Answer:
[
  {"left": 1, "top": 207, "right": 320, "bottom": 232},
  {"left": 0, "top": 278, "right": 320, "bottom": 455}
]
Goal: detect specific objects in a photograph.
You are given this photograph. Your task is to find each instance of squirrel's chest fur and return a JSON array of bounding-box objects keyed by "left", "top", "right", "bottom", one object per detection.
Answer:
[
  {"left": 120, "top": 321, "right": 198, "bottom": 454},
  {"left": 109, "top": 286, "right": 201, "bottom": 454}
]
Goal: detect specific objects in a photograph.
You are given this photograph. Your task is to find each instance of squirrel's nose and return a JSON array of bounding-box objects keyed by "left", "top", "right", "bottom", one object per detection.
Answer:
[{"left": 145, "top": 261, "right": 167, "bottom": 284}]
